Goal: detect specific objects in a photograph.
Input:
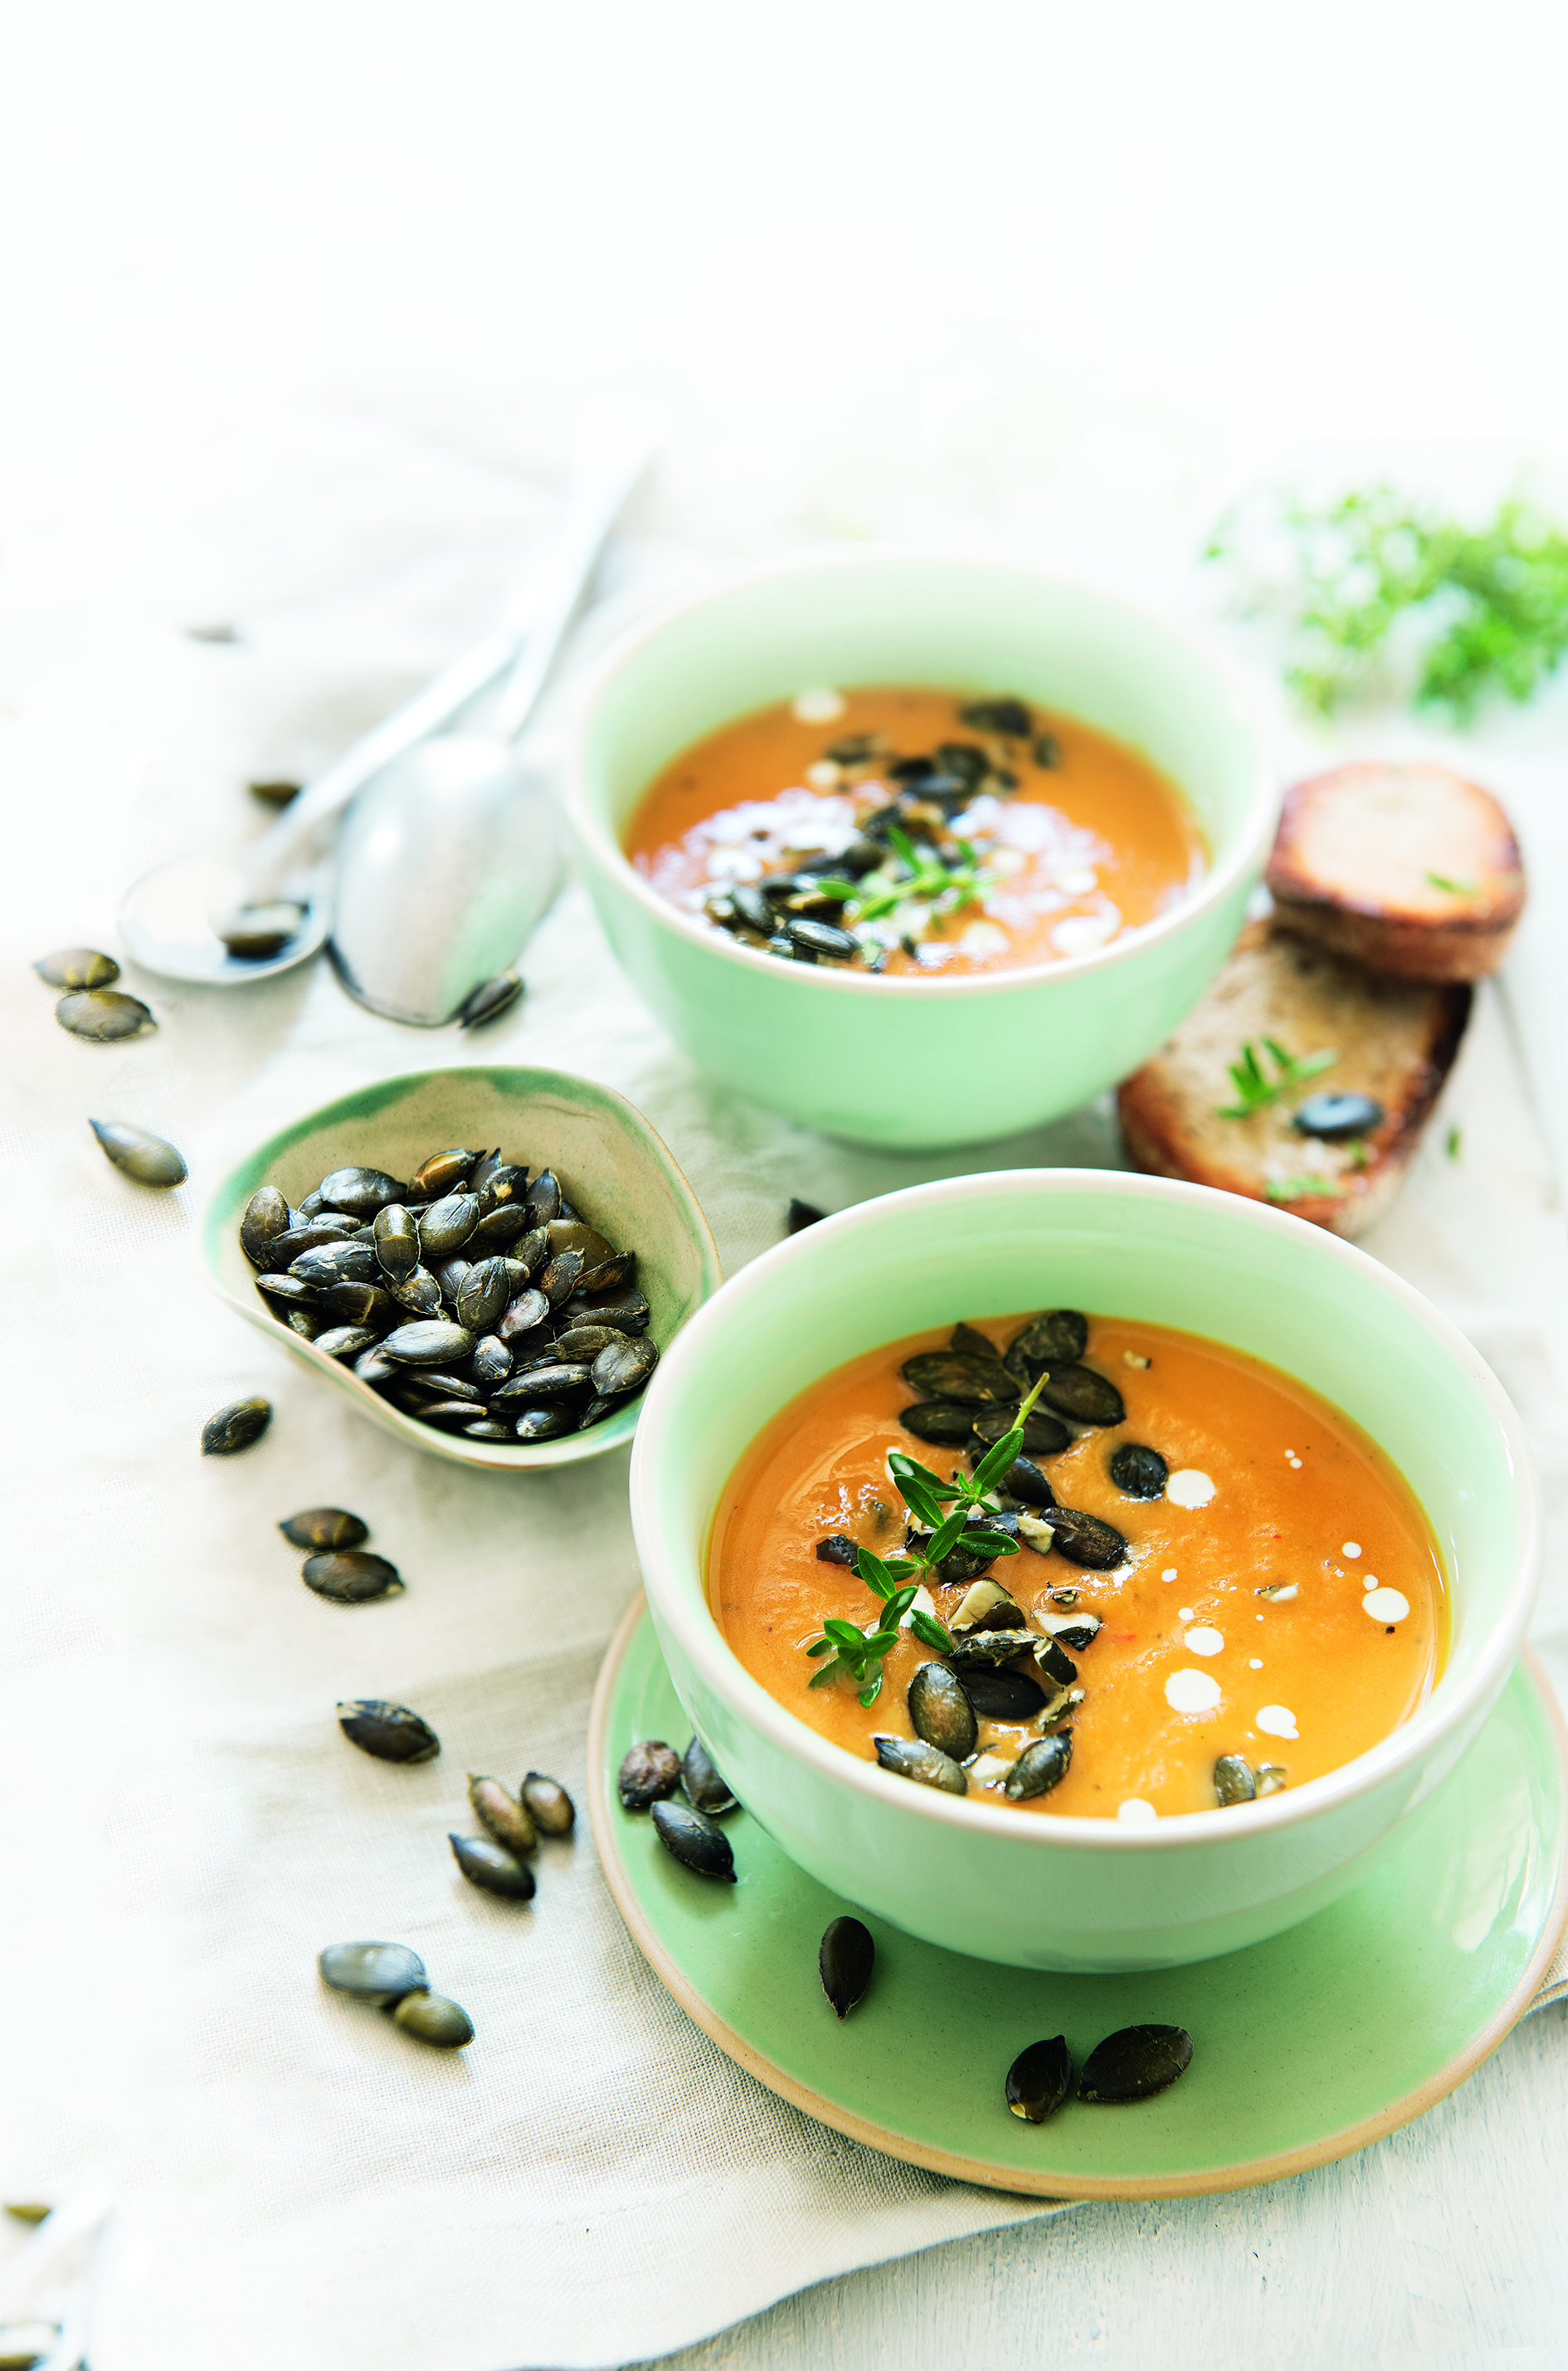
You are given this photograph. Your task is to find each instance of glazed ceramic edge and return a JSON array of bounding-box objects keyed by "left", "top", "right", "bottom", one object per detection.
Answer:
[
  {"left": 197, "top": 1064, "right": 722, "bottom": 1473},
  {"left": 627, "top": 1169, "right": 1541, "bottom": 1966}
]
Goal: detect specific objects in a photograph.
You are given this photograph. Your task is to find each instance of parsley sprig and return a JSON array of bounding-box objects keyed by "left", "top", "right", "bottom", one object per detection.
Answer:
[
  {"left": 803, "top": 1376, "right": 1048, "bottom": 1705},
  {"left": 1216, "top": 1037, "right": 1337, "bottom": 1120}
]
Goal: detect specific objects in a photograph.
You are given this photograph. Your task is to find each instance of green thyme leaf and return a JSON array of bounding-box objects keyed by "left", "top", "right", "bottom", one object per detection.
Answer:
[
  {"left": 1207, "top": 485, "right": 1568, "bottom": 721},
  {"left": 1218, "top": 1039, "right": 1338, "bottom": 1119},
  {"left": 908, "top": 1608, "right": 956, "bottom": 1653},
  {"left": 1264, "top": 1175, "right": 1342, "bottom": 1200},
  {"left": 1425, "top": 871, "right": 1477, "bottom": 895}
]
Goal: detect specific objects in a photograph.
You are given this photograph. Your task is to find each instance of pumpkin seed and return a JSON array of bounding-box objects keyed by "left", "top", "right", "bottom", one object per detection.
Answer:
[
  {"left": 201, "top": 1396, "right": 272, "bottom": 1455},
  {"left": 680, "top": 1736, "right": 738, "bottom": 1817},
  {"left": 1078, "top": 2023, "right": 1193, "bottom": 2103},
  {"left": 1003, "top": 1732, "right": 1074, "bottom": 1798},
  {"left": 337, "top": 1699, "right": 439, "bottom": 1762},
  {"left": 469, "top": 1773, "right": 537, "bottom": 1856},
  {"left": 390, "top": 1989, "right": 475, "bottom": 2047},
  {"left": 59, "top": 990, "right": 155, "bottom": 1041},
  {"left": 520, "top": 1772, "right": 575, "bottom": 1835},
  {"left": 650, "top": 1798, "right": 736, "bottom": 1881},
  {"left": 449, "top": 1832, "right": 534, "bottom": 1899},
  {"left": 1005, "top": 2034, "right": 1074, "bottom": 2122},
  {"left": 301, "top": 1550, "right": 402, "bottom": 1603},
  {"left": 819, "top": 1915, "right": 875, "bottom": 2018},
  {"left": 34, "top": 946, "right": 119, "bottom": 989},
  {"left": 908, "top": 1663, "right": 978, "bottom": 1761},
  {"left": 619, "top": 1740, "right": 681, "bottom": 1809},
  {"left": 319, "top": 1939, "right": 426, "bottom": 2002},
  {"left": 872, "top": 1734, "right": 968, "bottom": 1794},
  {"left": 90, "top": 1116, "right": 184, "bottom": 1183},
  {"left": 1214, "top": 1754, "right": 1256, "bottom": 1806}
]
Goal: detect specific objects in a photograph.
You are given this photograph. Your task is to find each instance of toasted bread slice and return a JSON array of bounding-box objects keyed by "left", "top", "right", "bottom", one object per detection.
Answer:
[
  {"left": 1265, "top": 761, "right": 1525, "bottom": 981},
  {"left": 1117, "top": 920, "right": 1471, "bottom": 1236}
]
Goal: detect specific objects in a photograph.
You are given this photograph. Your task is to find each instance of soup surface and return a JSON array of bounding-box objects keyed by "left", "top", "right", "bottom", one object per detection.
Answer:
[
  {"left": 626, "top": 686, "right": 1205, "bottom": 978},
  {"left": 709, "top": 1311, "right": 1446, "bottom": 1818}
]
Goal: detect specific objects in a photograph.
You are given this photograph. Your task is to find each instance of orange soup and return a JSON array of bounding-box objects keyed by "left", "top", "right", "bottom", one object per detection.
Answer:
[
  {"left": 626, "top": 686, "right": 1205, "bottom": 978},
  {"left": 708, "top": 1310, "right": 1446, "bottom": 1818}
]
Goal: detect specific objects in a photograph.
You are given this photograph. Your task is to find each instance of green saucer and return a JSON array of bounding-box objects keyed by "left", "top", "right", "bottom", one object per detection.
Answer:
[{"left": 590, "top": 1598, "right": 1568, "bottom": 2198}]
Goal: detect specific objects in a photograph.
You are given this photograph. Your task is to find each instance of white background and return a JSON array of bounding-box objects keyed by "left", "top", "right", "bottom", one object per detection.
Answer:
[{"left": 2, "top": 5, "right": 1568, "bottom": 2366}]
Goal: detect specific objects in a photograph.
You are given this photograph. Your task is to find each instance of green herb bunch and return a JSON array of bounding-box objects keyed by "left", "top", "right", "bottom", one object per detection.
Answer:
[
  {"left": 803, "top": 1378, "right": 1049, "bottom": 1706},
  {"left": 1207, "top": 485, "right": 1568, "bottom": 721},
  {"left": 1215, "top": 1038, "right": 1337, "bottom": 1120},
  {"left": 811, "top": 823, "right": 997, "bottom": 937}
]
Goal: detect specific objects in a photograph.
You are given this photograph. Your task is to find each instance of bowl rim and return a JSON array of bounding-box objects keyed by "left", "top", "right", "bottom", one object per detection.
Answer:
[
  {"left": 628, "top": 1167, "right": 1542, "bottom": 1848},
  {"left": 198, "top": 1061, "right": 722, "bottom": 1473},
  {"left": 564, "top": 543, "right": 1277, "bottom": 1001}
]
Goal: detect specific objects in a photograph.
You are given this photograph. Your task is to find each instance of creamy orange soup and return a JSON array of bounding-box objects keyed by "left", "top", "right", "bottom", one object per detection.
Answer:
[
  {"left": 626, "top": 686, "right": 1205, "bottom": 978},
  {"left": 709, "top": 1312, "right": 1446, "bottom": 1817}
]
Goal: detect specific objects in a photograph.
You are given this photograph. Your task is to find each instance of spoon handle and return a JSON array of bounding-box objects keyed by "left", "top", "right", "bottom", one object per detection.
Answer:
[
  {"left": 241, "top": 621, "right": 527, "bottom": 898},
  {"left": 489, "top": 398, "right": 662, "bottom": 744}
]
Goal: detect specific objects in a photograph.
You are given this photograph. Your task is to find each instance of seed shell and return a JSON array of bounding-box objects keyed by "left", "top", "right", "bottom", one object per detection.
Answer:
[
  {"left": 520, "top": 1772, "right": 576, "bottom": 1835},
  {"left": 389, "top": 1989, "right": 475, "bottom": 2047},
  {"left": 34, "top": 946, "right": 119, "bottom": 989},
  {"left": 60, "top": 990, "right": 156, "bottom": 1041},
  {"left": 338, "top": 1699, "right": 439, "bottom": 1762},
  {"left": 319, "top": 1939, "right": 426, "bottom": 2003},
  {"left": 201, "top": 1396, "right": 272, "bottom": 1455},
  {"left": 619, "top": 1739, "right": 681, "bottom": 1809},
  {"left": 456, "top": 970, "right": 523, "bottom": 1028},
  {"left": 449, "top": 1832, "right": 535, "bottom": 1899},
  {"left": 280, "top": 1507, "right": 369, "bottom": 1550},
  {"left": 1078, "top": 2023, "right": 1194, "bottom": 2103},
  {"left": 680, "top": 1735, "right": 738, "bottom": 1817},
  {"left": 650, "top": 1798, "right": 736, "bottom": 1881},
  {"left": 90, "top": 1116, "right": 185, "bottom": 1183},
  {"left": 1005, "top": 2033, "right": 1075, "bottom": 2122},
  {"left": 872, "top": 1734, "right": 968, "bottom": 1794},
  {"left": 301, "top": 1550, "right": 402, "bottom": 1603},
  {"left": 468, "top": 1773, "right": 538, "bottom": 1856},
  {"left": 907, "top": 1662, "right": 978, "bottom": 1762},
  {"left": 1003, "top": 1732, "right": 1074, "bottom": 1799},
  {"left": 819, "top": 1915, "right": 875, "bottom": 2018}
]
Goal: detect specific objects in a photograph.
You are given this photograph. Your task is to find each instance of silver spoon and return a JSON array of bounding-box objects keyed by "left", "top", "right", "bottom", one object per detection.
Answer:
[
  {"left": 327, "top": 400, "right": 658, "bottom": 1023},
  {"left": 117, "top": 608, "right": 534, "bottom": 986},
  {"left": 116, "top": 398, "right": 656, "bottom": 990}
]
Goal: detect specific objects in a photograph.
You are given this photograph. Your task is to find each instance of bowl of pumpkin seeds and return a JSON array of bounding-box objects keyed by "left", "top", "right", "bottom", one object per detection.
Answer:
[{"left": 200, "top": 1066, "right": 721, "bottom": 1470}]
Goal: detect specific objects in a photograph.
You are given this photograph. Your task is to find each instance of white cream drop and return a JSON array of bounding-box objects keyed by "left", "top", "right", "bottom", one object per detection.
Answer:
[
  {"left": 1256, "top": 1704, "right": 1299, "bottom": 1739},
  {"left": 1166, "top": 1470, "right": 1215, "bottom": 1508},
  {"left": 1117, "top": 1798, "right": 1158, "bottom": 1824},
  {"left": 804, "top": 759, "right": 840, "bottom": 788},
  {"left": 1343, "top": 1542, "right": 1362, "bottom": 1559},
  {"left": 791, "top": 686, "right": 845, "bottom": 723},
  {"left": 1177, "top": 1607, "right": 1195, "bottom": 1622},
  {"left": 1165, "top": 1668, "right": 1222, "bottom": 1714},
  {"left": 1184, "top": 1626, "right": 1225, "bottom": 1656},
  {"left": 1051, "top": 910, "right": 1119, "bottom": 957},
  {"left": 1249, "top": 1657, "right": 1264, "bottom": 1669},
  {"left": 1362, "top": 1588, "right": 1410, "bottom": 1623},
  {"left": 1161, "top": 1568, "right": 1178, "bottom": 1583},
  {"left": 958, "top": 920, "right": 1009, "bottom": 959}
]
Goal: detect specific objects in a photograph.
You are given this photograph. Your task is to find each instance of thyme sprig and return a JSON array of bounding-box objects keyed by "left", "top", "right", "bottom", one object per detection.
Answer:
[
  {"left": 803, "top": 1376, "right": 1049, "bottom": 1705},
  {"left": 1216, "top": 1037, "right": 1337, "bottom": 1120},
  {"left": 1207, "top": 485, "right": 1568, "bottom": 720}
]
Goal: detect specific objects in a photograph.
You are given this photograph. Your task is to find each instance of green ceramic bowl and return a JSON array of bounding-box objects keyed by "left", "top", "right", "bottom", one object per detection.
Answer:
[
  {"left": 566, "top": 549, "right": 1274, "bottom": 1149},
  {"left": 628, "top": 1171, "right": 1541, "bottom": 1969},
  {"left": 201, "top": 1066, "right": 720, "bottom": 1472}
]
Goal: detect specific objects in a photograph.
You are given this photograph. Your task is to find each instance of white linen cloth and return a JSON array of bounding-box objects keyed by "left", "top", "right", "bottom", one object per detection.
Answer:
[{"left": 4, "top": 412, "right": 1568, "bottom": 2371}]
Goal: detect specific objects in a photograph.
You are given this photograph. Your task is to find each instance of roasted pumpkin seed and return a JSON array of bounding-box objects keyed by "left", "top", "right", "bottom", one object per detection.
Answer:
[
  {"left": 1003, "top": 1732, "right": 1074, "bottom": 1798},
  {"left": 201, "top": 1396, "right": 272, "bottom": 1455},
  {"left": 60, "top": 990, "right": 155, "bottom": 1041},
  {"left": 390, "top": 1989, "right": 475, "bottom": 2047},
  {"left": 337, "top": 1698, "right": 439, "bottom": 1761},
  {"left": 650, "top": 1798, "right": 736, "bottom": 1880},
  {"left": 34, "top": 946, "right": 119, "bottom": 989},
  {"left": 620, "top": 1739, "right": 681, "bottom": 1809},
  {"left": 819, "top": 1915, "right": 875, "bottom": 2018},
  {"left": 872, "top": 1734, "right": 968, "bottom": 1793},
  {"left": 301, "top": 1550, "right": 402, "bottom": 1603},
  {"left": 319, "top": 1939, "right": 426, "bottom": 2002},
  {"left": 90, "top": 1116, "right": 184, "bottom": 1183},
  {"left": 680, "top": 1736, "right": 738, "bottom": 1817},
  {"left": 1214, "top": 1754, "right": 1256, "bottom": 1806},
  {"left": 1078, "top": 2023, "right": 1193, "bottom": 2102},
  {"left": 908, "top": 1662, "right": 978, "bottom": 1760},
  {"left": 1005, "top": 2034, "right": 1074, "bottom": 2122},
  {"left": 449, "top": 1832, "right": 534, "bottom": 1899},
  {"left": 520, "top": 1772, "right": 575, "bottom": 1835}
]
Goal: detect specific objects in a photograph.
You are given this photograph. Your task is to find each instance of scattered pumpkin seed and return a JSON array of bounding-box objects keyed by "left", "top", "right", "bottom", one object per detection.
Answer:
[
  {"left": 819, "top": 1915, "right": 874, "bottom": 2018},
  {"left": 33, "top": 947, "right": 119, "bottom": 988},
  {"left": 449, "top": 1831, "right": 534, "bottom": 1900},
  {"left": 338, "top": 1700, "right": 440, "bottom": 1763},
  {"left": 650, "top": 1798, "right": 735, "bottom": 1881},
  {"left": 1078, "top": 2023, "right": 1193, "bottom": 2103},
  {"left": 59, "top": 990, "right": 155, "bottom": 1041},
  {"left": 389, "top": 1989, "right": 474, "bottom": 2047},
  {"left": 202, "top": 1396, "right": 272, "bottom": 1455},
  {"left": 90, "top": 1117, "right": 184, "bottom": 1183},
  {"left": 1006, "top": 2034, "right": 1074, "bottom": 2122}
]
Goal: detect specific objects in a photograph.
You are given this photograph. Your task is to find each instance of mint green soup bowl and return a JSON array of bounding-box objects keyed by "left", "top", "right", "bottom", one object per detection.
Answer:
[
  {"left": 567, "top": 550, "right": 1274, "bottom": 1150},
  {"left": 627, "top": 1171, "right": 1540, "bottom": 1970}
]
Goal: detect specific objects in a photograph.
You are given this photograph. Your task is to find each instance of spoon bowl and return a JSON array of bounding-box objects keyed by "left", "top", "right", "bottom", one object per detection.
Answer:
[{"left": 119, "top": 849, "right": 331, "bottom": 983}]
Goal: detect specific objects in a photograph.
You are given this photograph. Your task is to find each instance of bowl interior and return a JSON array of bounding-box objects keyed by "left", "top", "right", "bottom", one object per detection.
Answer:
[
  {"left": 202, "top": 1066, "right": 721, "bottom": 1471},
  {"left": 577, "top": 551, "right": 1266, "bottom": 885},
  {"left": 635, "top": 1170, "right": 1533, "bottom": 1768}
]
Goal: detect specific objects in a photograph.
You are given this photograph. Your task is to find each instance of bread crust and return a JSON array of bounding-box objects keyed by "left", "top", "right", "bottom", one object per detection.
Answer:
[
  {"left": 1265, "top": 762, "right": 1525, "bottom": 982},
  {"left": 1116, "top": 920, "right": 1471, "bottom": 1237}
]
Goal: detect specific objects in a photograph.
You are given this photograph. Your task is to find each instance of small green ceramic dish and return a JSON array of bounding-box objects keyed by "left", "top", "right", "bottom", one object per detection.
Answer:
[
  {"left": 628, "top": 1170, "right": 1542, "bottom": 1968},
  {"left": 591, "top": 1597, "right": 1567, "bottom": 2198},
  {"left": 566, "top": 549, "right": 1274, "bottom": 1149},
  {"left": 200, "top": 1066, "right": 720, "bottom": 1471}
]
